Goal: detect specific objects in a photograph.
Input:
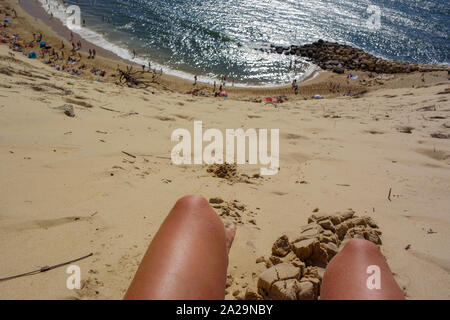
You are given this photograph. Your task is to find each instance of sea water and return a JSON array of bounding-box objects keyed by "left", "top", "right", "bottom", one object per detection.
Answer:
[{"left": 36, "top": 0, "right": 449, "bottom": 86}]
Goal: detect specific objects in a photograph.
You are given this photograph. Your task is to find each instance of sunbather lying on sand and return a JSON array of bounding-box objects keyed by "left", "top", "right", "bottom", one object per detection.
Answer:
[{"left": 124, "top": 195, "right": 404, "bottom": 300}]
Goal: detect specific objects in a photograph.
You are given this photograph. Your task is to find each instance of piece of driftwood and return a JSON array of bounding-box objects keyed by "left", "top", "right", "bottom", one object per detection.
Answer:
[
  {"left": 118, "top": 69, "right": 149, "bottom": 88},
  {"left": 100, "top": 106, "right": 121, "bottom": 113},
  {"left": 122, "top": 151, "right": 136, "bottom": 158},
  {"left": 0, "top": 253, "right": 93, "bottom": 282}
]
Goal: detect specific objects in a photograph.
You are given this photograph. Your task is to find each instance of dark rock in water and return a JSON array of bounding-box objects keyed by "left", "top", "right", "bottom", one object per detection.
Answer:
[
  {"left": 333, "top": 67, "right": 345, "bottom": 74},
  {"left": 327, "top": 60, "right": 339, "bottom": 66},
  {"left": 258, "top": 40, "right": 448, "bottom": 74}
]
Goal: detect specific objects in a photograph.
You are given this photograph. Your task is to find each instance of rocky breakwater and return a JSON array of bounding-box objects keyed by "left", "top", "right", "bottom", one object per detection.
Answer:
[
  {"left": 251, "top": 210, "right": 382, "bottom": 300},
  {"left": 264, "top": 40, "right": 447, "bottom": 74}
]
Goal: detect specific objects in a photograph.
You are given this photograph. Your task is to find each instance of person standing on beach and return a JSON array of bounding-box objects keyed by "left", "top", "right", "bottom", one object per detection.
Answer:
[
  {"left": 194, "top": 75, "right": 197, "bottom": 85},
  {"left": 292, "top": 79, "right": 299, "bottom": 95},
  {"left": 133, "top": 50, "right": 136, "bottom": 59},
  {"left": 88, "top": 49, "right": 92, "bottom": 59},
  {"left": 60, "top": 40, "right": 64, "bottom": 50},
  {"left": 148, "top": 61, "right": 151, "bottom": 72},
  {"left": 92, "top": 49, "right": 96, "bottom": 59}
]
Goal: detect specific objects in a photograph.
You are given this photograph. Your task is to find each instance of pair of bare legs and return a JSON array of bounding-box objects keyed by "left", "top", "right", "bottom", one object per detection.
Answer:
[{"left": 124, "top": 195, "right": 404, "bottom": 300}]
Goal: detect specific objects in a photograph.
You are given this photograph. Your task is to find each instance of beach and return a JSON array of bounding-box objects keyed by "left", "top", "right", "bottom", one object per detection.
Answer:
[{"left": 0, "top": 0, "right": 449, "bottom": 300}]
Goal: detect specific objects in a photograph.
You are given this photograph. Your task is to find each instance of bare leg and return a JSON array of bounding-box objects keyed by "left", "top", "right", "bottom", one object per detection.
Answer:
[
  {"left": 320, "top": 239, "right": 404, "bottom": 300},
  {"left": 124, "top": 195, "right": 236, "bottom": 300}
]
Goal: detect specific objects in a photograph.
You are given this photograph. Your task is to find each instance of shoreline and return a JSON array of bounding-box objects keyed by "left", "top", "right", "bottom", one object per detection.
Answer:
[
  {"left": 5, "top": 0, "right": 338, "bottom": 99},
  {"left": 19, "top": 0, "right": 133, "bottom": 66},
  {"left": 4, "top": 0, "right": 448, "bottom": 100},
  {"left": 21, "top": 0, "right": 323, "bottom": 89}
]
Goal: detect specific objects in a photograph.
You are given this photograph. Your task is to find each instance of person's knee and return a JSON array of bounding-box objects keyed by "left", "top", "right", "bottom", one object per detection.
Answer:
[
  {"left": 174, "top": 195, "right": 222, "bottom": 223},
  {"left": 175, "top": 194, "right": 209, "bottom": 209},
  {"left": 342, "top": 238, "right": 379, "bottom": 254},
  {"left": 326, "top": 239, "right": 382, "bottom": 274}
]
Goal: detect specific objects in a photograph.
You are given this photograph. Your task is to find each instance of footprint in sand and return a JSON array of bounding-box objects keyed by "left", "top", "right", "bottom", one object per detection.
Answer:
[
  {"left": 209, "top": 197, "right": 258, "bottom": 226},
  {"left": 154, "top": 115, "right": 176, "bottom": 121},
  {"left": 408, "top": 250, "right": 450, "bottom": 273},
  {"left": 416, "top": 148, "right": 450, "bottom": 165},
  {"left": 3, "top": 216, "right": 93, "bottom": 231},
  {"left": 365, "top": 129, "right": 384, "bottom": 135},
  {"left": 174, "top": 114, "right": 194, "bottom": 121},
  {"left": 283, "top": 133, "right": 309, "bottom": 142}
]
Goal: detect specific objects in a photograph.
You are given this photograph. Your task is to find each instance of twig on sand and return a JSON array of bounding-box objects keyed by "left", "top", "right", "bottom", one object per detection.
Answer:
[
  {"left": 156, "top": 156, "right": 172, "bottom": 160},
  {"left": 100, "top": 106, "right": 121, "bottom": 113},
  {"left": 122, "top": 151, "right": 136, "bottom": 158},
  {"left": 387, "top": 187, "right": 392, "bottom": 201},
  {"left": 118, "top": 69, "right": 149, "bottom": 88},
  {"left": 133, "top": 154, "right": 172, "bottom": 160},
  {"left": 0, "top": 253, "right": 93, "bottom": 282}
]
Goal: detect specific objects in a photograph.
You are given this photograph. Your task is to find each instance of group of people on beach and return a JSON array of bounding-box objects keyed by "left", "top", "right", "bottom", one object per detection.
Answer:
[
  {"left": 186, "top": 74, "right": 230, "bottom": 98},
  {"left": 2, "top": 3, "right": 358, "bottom": 101},
  {"left": 0, "top": 3, "right": 118, "bottom": 81},
  {"left": 2, "top": 29, "right": 105, "bottom": 80},
  {"left": 213, "top": 75, "right": 229, "bottom": 97},
  {"left": 0, "top": 6, "right": 15, "bottom": 29}
]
